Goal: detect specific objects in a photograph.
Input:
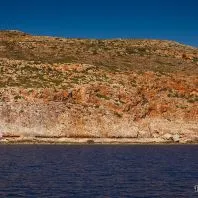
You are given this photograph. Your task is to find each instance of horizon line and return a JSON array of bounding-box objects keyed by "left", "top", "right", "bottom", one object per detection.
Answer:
[{"left": 1, "top": 29, "right": 197, "bottom": 48}]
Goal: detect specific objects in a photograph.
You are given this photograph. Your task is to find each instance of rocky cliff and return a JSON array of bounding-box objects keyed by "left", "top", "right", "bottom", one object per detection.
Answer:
[{"left": 0, "top": 30, "right": 197, "bottom": 143}]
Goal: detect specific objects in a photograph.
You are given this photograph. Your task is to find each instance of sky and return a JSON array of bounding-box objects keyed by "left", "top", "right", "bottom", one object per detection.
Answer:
[{"left": 0, "top": 0, "right": 197, "bottom": 47}]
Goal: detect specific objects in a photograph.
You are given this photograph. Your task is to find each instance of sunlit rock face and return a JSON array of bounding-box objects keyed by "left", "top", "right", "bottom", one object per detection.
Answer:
[{"left": 0, "top": 31, "right": 197, "bottom": 141}]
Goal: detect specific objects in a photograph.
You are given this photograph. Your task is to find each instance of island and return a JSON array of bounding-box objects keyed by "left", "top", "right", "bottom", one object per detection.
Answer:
[{"left": 0, "top": 30, "right": 197, "bottom": 144}]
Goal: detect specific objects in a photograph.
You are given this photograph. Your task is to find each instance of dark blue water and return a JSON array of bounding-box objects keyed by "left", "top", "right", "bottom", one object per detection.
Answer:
[{"left": 0, "top": 145, "right": 198, "bottom": 198}]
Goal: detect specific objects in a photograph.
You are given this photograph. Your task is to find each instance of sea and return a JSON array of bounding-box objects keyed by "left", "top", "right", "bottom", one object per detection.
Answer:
[{"left": 0, "top": 145, "right": 197, "bottom": 197}]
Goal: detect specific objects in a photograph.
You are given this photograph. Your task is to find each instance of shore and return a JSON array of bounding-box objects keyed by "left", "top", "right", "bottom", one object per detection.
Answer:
[{"left": 0, "top": 136, "right": 197, "bottom": 145}]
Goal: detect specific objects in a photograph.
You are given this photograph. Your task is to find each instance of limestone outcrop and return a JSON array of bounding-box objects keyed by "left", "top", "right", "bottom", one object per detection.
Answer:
[{"left": 0, "top": 30, "right": 197, "bottom": 143}]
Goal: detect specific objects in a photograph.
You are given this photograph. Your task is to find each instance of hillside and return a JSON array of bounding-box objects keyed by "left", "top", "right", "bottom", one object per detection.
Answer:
[{"left": 0, "top": 30, "right": 197, "bottom": 143}]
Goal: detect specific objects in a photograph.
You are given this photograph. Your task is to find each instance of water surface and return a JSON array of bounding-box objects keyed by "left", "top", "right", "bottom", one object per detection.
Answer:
[{"left": 0, "top": 145, "right": 197, "bottom": 197}]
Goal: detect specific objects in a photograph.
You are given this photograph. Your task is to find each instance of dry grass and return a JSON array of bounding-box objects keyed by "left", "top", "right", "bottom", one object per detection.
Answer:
[{"left": 0, "top": 30, "right": 197, "bottom": 75}]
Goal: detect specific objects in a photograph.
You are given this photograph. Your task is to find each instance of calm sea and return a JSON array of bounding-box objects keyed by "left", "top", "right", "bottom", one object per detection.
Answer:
[{"left": 0, "top": 145, "right": 197, "bottom": 197}]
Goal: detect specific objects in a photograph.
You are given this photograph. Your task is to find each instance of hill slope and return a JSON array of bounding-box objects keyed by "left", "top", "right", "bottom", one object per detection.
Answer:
[{"left": 0, "top": 30, "right": 197, "bottom": 143}]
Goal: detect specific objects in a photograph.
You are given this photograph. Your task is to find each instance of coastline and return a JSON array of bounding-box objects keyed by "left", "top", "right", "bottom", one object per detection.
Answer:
[
  {"left": 1, "top": 137, "right": 197, "bottom": 145},
  {"left": 0, "top": 32, "right": 197, "bottom": 147}
]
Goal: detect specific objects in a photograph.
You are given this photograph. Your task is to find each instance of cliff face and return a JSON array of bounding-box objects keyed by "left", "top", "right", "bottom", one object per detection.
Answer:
[{"left": 0, "top": 30, "right": 197, "bottom": 142}]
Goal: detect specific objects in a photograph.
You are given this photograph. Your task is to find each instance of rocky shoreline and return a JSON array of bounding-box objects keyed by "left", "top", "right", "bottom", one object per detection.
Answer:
[
  {"left": 0, "top": 31, "right": 197, "bottom": 142},
  {"left": 1, "top": 135, "right": 198, "bottom": 145}
]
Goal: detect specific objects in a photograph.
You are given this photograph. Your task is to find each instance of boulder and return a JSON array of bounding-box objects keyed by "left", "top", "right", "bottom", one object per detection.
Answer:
[
  {"left": 163, "top": 133, "right": 172, "bottom": 140},
  {"left": 172, "top": 134, "right": 180, "bottom": 142}
]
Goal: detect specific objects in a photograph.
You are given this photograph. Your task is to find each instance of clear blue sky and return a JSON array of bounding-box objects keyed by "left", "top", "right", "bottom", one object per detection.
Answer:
[{"left": 0, "top": 0, "right": 197, "bottom": 47}]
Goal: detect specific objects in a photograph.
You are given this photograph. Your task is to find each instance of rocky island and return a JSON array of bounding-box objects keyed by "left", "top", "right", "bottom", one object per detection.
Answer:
[{"left": 0, "top": 30, "right": 197, "bottom": 144}]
